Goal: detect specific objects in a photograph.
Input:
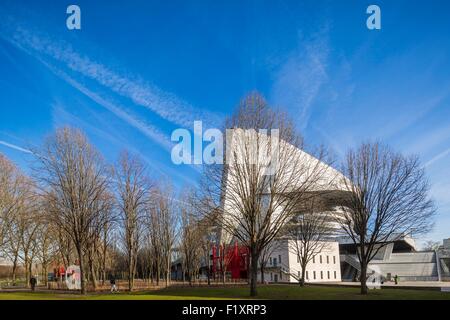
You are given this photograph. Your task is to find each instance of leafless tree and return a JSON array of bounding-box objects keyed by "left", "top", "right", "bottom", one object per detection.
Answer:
[
  {"left": 35, "top": 221, "right": 58, "bottom": 285},
  {"left": 115, "top": 151, "right": 149, "bottom": 291},
  {"left": 35, "top": 127, "right": 111, "bottom": 294},
  {"left": 201, "top": 92, "right": 332, "bottom": 296},
  {"left": 149, "top": 183, "right": 179, "bottom": 287},
  {"left": 422, "top": 240, "right": 441, "bottom": 251},
  {"left": 146, "top": 203, "right": 163, "bottom": 285},
  {"left": 285, "top": 197, "right": 335, "bottom": 286},
  {"left": 180, "top": 193, "right": 203, "bottom": 285},
  {"left": 337, "top": 142, "right": 435, "bottom": 294},
  {"left": 259, "top": 240, "right": 282, "bottom": 284},
  {"left": 0, "top": 155, "right": 36, "bottom": 285}
]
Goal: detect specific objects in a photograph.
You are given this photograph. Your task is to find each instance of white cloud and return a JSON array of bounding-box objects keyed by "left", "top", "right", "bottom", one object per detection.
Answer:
[
  {"left": 45, "top": 63, "right": 174, "bottom": 152},
  {"left": 6, "top": 25, "right": 220, "bottom": 128},
  {"left": 271, "top": 31, "right": 329, "bottom": 131}
]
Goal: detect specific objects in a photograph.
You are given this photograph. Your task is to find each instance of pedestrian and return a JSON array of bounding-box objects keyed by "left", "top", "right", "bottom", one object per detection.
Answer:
[
  {"left": 394, "top": 274, "right": 399, "bottom": 285},
  {"left": 110, "top": 275, "right": 118, "bottom": 293},
  {"left": 30, "top": 276, "right": 37, "bottom": 292}
]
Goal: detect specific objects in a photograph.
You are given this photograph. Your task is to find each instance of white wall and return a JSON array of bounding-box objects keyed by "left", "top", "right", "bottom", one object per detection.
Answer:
[{"left": 258, "top": 240, "right": 342, "bottom": 283}]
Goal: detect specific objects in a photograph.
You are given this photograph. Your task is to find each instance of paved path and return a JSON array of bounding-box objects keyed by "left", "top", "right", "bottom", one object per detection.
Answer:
[{"left": 312, "top": 281, "right": 450, "bottom": 290}]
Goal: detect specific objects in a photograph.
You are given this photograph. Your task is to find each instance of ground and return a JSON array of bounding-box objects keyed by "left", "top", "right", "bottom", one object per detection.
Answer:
[{"left": 0, "top": 284, "right": 449, "bottom": 300}]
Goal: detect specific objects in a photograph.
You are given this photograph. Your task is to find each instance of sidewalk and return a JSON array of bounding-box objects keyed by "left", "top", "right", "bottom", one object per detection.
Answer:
[{"left": 311, "top": 281, "right": 450, "bottom": 291}]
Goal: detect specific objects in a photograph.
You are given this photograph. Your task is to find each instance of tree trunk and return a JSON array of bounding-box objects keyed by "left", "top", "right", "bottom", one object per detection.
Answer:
[
  {"left": 260, "top": 264, "right": 265, "bottom": 284},
  {"left": 77, "top": 247, "right": 86, "bottom": 294},
  {"left": 300, "top": 261, "right": 307, "bottom": 287},
  {"left": 360, "top": 262, "right": 368, "bottom": 295},
  {"left": 207, "top": 259, "right": 211, "bottom": 286},
  {"left": 166, "top": 257, "right": 170, "bottom": 287},
  {"left": 89, "top": 260, "right": 97, "bottom": 290},
  {"left": 25, "top": 256, "right": 31, "bottom": 288},
  {"left": 250, "top": 245, "right": 259, "bottom": 297},
  {"left": 11, "top": 257, "right": 18, "bottom": 286},
  {"left": 156, "top": 265, "right": 160, "bottom": 286},
  {"left": 42, "top": 262, "right": 48, "bottom": 286},
  {"left": 128, "top": 256, "right": 134, "bottom": 291}
]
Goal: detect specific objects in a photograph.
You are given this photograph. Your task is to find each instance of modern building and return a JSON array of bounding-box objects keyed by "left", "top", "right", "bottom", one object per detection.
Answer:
[
  {"left": 219, "top": 128, "right": 349, "bottom": 283},
  {"left": 339, "top": 235, "right": 450, "bottom": 282},
  {"left": 216, "top": 128, "right": 448, "bottom": 284}
]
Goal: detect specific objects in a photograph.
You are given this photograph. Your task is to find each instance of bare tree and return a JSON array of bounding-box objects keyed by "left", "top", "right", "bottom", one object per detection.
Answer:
[
  {"left": 201, "top": 93, "right": 332, "bottom": 296},
  {"left": 115, "top": 151, "right": 149, "bottom": 291},
  {"left": 35, "top": 221, "right": 58, "bottom": 286},
  {"left": 337, "top": 142, "right": 435, "bottom": 294},
  {"left": 259, "top": 240, "right": 281, "bottom": 284},
  {"left": 180, "top": 193, "right": 203, "bottom": 285},
  {"left": 285, "top": 197, "right": 335, "bottom": 286},
  {"left": 0, "top": 154, "right": 35, "bottom": 285},
  {"left": 149, "top": 183, "right": 179, "bottom": 287},
  {"left": 422, "top": 240, "right": 441, "bottom": 251},
  {"left": 35, "top": 127, "right": 111, "bottom": 294}
]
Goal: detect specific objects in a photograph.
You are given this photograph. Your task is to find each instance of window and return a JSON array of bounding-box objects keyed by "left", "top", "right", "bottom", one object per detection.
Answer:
[
  {"left": 334, "top": 271, "right": 337, "bottom": 279},
  {"left": 327, "top": 271, "right": 330, "bottom": 279},
  {"left": 319, "top": 255, "right": 322, "bottom": 264},
  {"left": 306, "top": 271, "right": 309, "bottom": 280},
  {"left": 313, "top": 271, "right": 316, "bottom": 280},
  {"left": 333, "top": 256, "right": 336, "bottom": 264},
  {"left": 312, "top": 256, "right": 315, "bottom": 263},
  {"left": 320, "top": 271, "right": 323, "bottom": 279},
  {"left": 327, "top": 256, "right": 329, "bottom": 264},
  {"left": 279, "top": 255, "right": 282, "bottom": 264},
  {"left": 270, "top": 273, "right": 273, "bottom": 281},
  {"left": 269, "top": 257, "right": 272, "bottom": 265}
]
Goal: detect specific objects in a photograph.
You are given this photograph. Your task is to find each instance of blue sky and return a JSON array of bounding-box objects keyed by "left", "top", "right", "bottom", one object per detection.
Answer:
[{"left": 0, "top": 0, "right": 449, "bottom": 246}]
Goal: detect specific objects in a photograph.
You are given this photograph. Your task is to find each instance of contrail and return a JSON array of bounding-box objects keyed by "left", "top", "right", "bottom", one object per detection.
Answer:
[{"left": 0, "top": 140, "right": 32, "bottom": 154}]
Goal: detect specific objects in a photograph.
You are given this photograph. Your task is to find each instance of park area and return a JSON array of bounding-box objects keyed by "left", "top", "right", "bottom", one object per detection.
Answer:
[{"left": 0, "top": 284, "right": 450, "bottom": 300}]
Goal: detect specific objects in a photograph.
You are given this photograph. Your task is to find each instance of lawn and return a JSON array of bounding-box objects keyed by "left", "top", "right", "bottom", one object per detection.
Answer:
[{"left": 0, "top": 285, "right": 449, "bottom": 300}]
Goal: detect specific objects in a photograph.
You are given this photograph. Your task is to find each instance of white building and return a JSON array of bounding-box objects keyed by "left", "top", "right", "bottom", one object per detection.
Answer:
[
  {"left": 219, "top": 128, "right": 349, "bottom": 283},
  {"left": 258, "top": 240, "right": 341, "bottom": 283},
  {"left": 218, "top": 128, "right": 448, "bottom": 284}
]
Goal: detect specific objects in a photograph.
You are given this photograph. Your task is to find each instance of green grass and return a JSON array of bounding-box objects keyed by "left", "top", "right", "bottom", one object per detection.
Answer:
[{"left": 0, "top": 285, "right": 449, "bottom": 300}]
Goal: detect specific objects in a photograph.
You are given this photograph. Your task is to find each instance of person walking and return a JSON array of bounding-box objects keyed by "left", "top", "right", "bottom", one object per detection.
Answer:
[
  {"left": 30, "top": 276, "right": 37, "bottom": 292},
  {"left": 394, "top": 274, "right": 399, "bottom": 285},
  {"left": 110, "top": 275, "right": 118, "bottom": 293}
]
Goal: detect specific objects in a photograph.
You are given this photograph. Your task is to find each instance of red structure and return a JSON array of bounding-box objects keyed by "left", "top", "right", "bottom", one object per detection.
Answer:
[{"left": 211, "top": 241, "right": 249, "bottom": 280}]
